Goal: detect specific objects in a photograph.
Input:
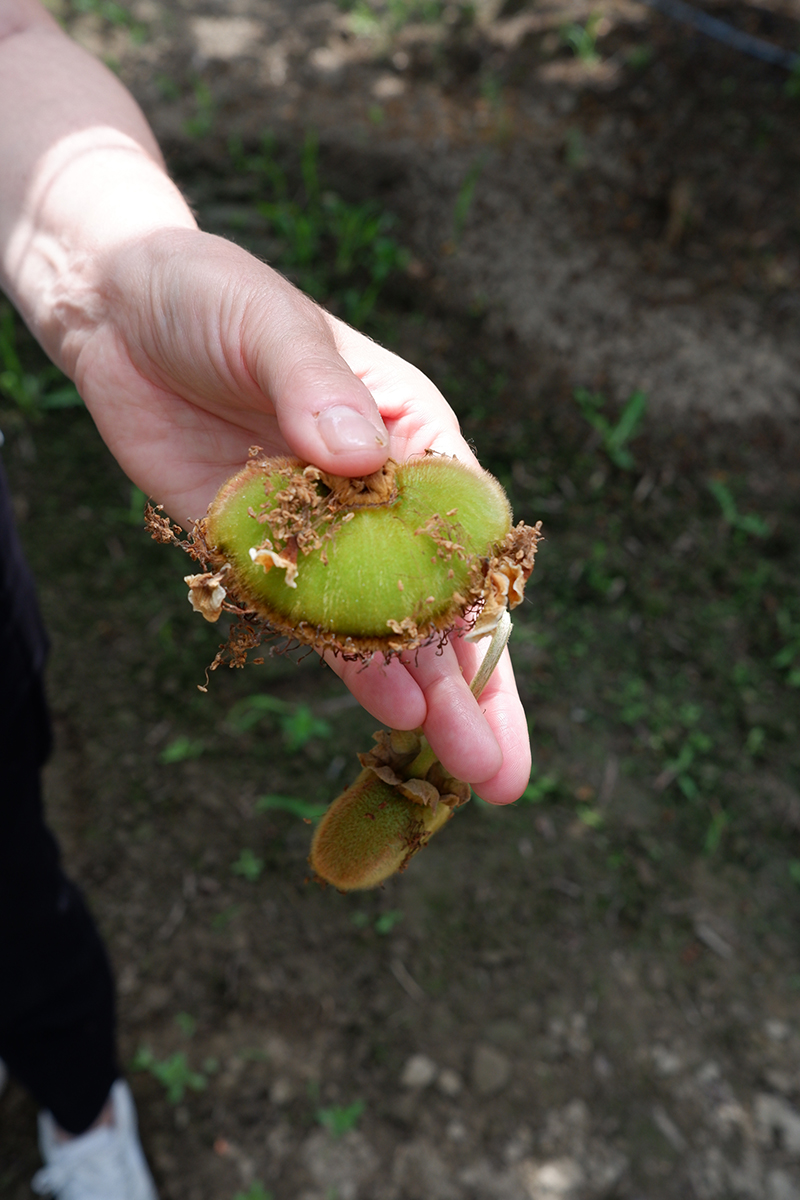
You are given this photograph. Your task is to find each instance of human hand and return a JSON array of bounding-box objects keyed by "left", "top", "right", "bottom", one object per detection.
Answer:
[
  {"left": 62, "top": 228, "right": 532, "bottom": 803},
  {"left": 0, "top": 3, "right": 529, "bottom": 799}
]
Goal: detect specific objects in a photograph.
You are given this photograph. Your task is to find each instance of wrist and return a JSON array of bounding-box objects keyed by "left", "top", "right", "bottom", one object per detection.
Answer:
[
  {"left": 0, "top": 8, "right": 196, "bottom": 371},
  {"left": 6, "top": 133, "right": 196, "bottom": 374}
]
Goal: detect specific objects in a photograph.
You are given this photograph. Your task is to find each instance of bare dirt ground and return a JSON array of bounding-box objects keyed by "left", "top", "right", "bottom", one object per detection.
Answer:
[{"left": 3, "top": 0, "right": 800, "bottom": 1198}]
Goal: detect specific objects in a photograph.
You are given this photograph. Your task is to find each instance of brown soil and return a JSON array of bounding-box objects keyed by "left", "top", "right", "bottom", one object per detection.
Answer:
[{"left": 3, "top": 1, "right": 800, "bottom": 1197}]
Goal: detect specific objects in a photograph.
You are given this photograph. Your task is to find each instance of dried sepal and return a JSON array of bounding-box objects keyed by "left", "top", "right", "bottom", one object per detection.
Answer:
[
  {"left": 465, "top": 520, "right": 543, "bottom": 642},
  {"left": 396, "top": 777, "right": 440, "bottom": 809},
  {"left": 426, "top": 760, "right": 472, "bottom": 810},
  {"left": 358, "top": 728, "right": 423, "bottom": 775},
  {"left": 249, "top": 544, "right": 299, "bottom": 588},
  {"left": 317, "top": 462, "right": 399, "bottom": 508},
  {"left": 185, "top": 567, "right": 229, "bottom": 622}
]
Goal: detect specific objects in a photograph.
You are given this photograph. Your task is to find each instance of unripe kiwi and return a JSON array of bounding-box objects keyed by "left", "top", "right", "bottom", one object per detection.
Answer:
[
  {"left": 180, "top": 451, "right": 539, "bottom": 657},
  {"left": 310, "top": 768, "right": 453, "bottom": 891},
  {"left": 308, "top": 726, "right": 471, "bottom": 890}
]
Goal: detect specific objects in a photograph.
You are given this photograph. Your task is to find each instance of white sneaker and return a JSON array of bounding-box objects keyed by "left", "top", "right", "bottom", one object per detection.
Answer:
[{"left": 31, "top": 1079, "right": 158, "bottom": 1199}]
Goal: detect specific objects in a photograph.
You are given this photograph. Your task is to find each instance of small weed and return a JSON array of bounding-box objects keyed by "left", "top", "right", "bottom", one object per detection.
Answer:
[
  {"left": 450, "top": 357, "right": 508, "bottom": 424},
  {"left": 704, "top": 809, "right": 729, "bottom": 856},
  {"left": 131, "top": 1048, "right": 207, "bottom": 1104},
  {"left": 785, "top": 61, "right": 800, "bottom": 99},
  {"left": 316, "top": 1099, "right": 365, "bottom": 1138},
  {"left": 0, "top": 305, "right": 82, "bottom": 417},
  {"left": 237, "top": 1048, "right": 269, "bottom": 1063},
  {"left": 69, "top": 0, "right": 147, "bottom": 38},
  {"left": 708, "top": 479, "right": 769, "bottom": 539},
  {"left": 564, "top": 128, "right": 586, "bottom": 169},
  {"left": 658, "top": 726, "right": 714, "bottom": 801},
  {"left": 352, "top": 909, "right": 404, "bottom": 934},
  {"left": 184, "top": 78, "right": 216, "bottom": 139},
  {"left": 773, "top": 607, "right": 800, "bottom": 687},
  {"left": 281, "top": 705, "right": 331, "bottom": 752},
  {"left": 115, "top": 484, "right": 147, "bottom": 527},
  {"left": 342, "top": 0, "right": 446, "bottom": 34},
  {"left": 578, "top": 805, "right": 604, "bottom": 829},
  {"left": 561, "top": 13, "right": 603, "bottom": 65},
  {"left": 754, "top": 114, "right": 775, "bottom": 151},
  {"left": 614, "top": 676, "right": 648, "bottom": 725},
  {"left": 160, "top": 736, "right": 205, "bottom": 764},
  {"left": 374, "top": 909, "right": 404, "bottom": 935},
  {"left": 211, "top": 904, "right": 242, "bottom": 930},
  {"left": 574, "top": 388, "right": 647, "bottom": 470},
  {"left": 234, "top": 133, "right": 407, "bottom": 328},
  {"left": 156, "top": 73, "right": 181, "bottom": 102},
  {"left": 175, "top": 1012, "right": 197, "bottom": 1037},
  {"left": 346, "top": 0, "right": 381, "bottom": 35},
  {"left": 581, "top": 542, "right": 625, "bottom": 601},
  {"left": 227, "top": 693, "right": 331, "bottom": 752},
  {"left": 231, "top": 848, "right": 265, "bottom": 883},
  {"left": 745, "top": 726, "right": 766, "bottom": 757},
  {"left": 626, "top": 44, "right": 653, "bottom": 70},
  {"left": 789, "top": 861, "right": 800, "bottom": 887},
  {"left": 453, "top": 154, "right": 488, "bottom": 243},
  {"left": 233, "top": 1184, "right": 273, "bottom": 1200},
  {"left": 254, "top": 793, "right": 329, "bottom": 820},
  {"left": 611, "top": 680, "right": 720, "bottom": 816},
  {"left": 521, "top": 770, "right": 560, "bottom": 803},
  {"left": 480, "top": 71, "right": 504, "bottom": 109},
  {"left": 387, "top": 0, "right": 444, "bottom": 27}
]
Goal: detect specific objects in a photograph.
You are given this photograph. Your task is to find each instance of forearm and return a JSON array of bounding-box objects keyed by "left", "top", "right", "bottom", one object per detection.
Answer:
[{"left": 0, "top": 0, "right": 195, "bottom": 372}]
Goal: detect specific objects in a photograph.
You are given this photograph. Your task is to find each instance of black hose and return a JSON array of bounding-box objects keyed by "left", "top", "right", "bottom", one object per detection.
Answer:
[{"left": 641, "top": 0, "right": 800, "bottom": 71}]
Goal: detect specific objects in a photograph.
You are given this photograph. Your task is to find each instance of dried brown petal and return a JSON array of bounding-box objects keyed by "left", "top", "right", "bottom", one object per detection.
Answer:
[
  {"left": 185, "top": 569, "right": 228, "bottom": 622},
  {"left": 359, "top": 761, "right": 404, "bottom": 787},
  {"left": 249, "top": 546, "right": 299, "bottom": 588},
  {"left": 398, "top": 778, "right": 441, "bottom": 808}
]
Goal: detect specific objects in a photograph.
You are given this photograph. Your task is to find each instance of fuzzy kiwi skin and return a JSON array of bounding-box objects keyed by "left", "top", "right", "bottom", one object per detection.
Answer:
[
  {"left": 310, "top": 769, "right": 453, "bottom": 891},
  {"left": 203, "top": 455, "right": 512, "bottom": 645}
]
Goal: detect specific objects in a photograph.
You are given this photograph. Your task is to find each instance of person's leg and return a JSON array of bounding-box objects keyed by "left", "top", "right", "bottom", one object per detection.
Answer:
[
  {"left": 0, "top": 453, "right": 158, "bottom": 1196},
  {"left": 0, "top": 678, "right": 120, "bottom": 1135},
  {"left": 0, "top": 447, "right": 119, "bottom": 1135}
]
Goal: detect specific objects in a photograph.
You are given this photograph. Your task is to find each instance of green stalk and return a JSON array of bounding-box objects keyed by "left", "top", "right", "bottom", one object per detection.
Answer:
[
  {"left": 405, "top": 740, "right": 438, "bottom": 780},
  {"left": 404, "top": 612, "right": 513, "bottom": 780},
  {"left": 469, "top": 610, "right": 512, "bottom": 702}
]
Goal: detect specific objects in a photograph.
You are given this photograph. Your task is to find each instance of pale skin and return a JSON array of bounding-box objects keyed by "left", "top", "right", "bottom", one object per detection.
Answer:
[{"left": 0, "top": 0, "right": 532, "bottom": 809}]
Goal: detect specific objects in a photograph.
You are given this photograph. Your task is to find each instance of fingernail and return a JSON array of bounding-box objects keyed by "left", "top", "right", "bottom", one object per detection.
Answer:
[{"left": 316, "top": 405, "right": 388, "bottom": 454}]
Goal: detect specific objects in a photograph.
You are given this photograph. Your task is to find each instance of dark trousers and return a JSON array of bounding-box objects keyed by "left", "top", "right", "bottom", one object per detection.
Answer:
[{"left": 0, "top": 456, "right": 118, "bottom": 1135}]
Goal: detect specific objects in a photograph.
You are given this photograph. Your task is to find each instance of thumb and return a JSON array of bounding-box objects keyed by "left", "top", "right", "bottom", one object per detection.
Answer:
[{"left": 244, "top": 277, "right": 390, "bottom": 476}]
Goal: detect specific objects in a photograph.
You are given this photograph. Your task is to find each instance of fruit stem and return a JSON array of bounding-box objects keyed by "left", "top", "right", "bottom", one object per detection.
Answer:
[
  {"left": 403, "top": 611, "right": 512, "bottom": 781},
  {"left": 405, "top": 739, "right": 438, "bottom": 780},
  {"left": 469, "top": 609, "right": 512, "bottom": 702}
]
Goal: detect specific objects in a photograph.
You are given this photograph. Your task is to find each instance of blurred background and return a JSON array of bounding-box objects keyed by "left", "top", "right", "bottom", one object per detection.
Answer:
[{"left": 2, "top": 0, "right": 800, "bottom": 1196}]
